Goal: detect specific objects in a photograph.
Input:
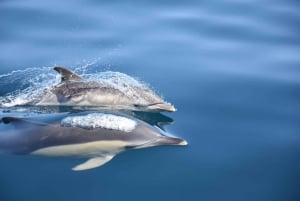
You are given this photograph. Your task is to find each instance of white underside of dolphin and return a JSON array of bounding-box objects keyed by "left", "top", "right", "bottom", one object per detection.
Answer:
[
  {"left": 31, "top": 138, "right": 187, "bottom": 171},
  {"left": 31, "top": 140, "right": 125, "bottom": 171}
]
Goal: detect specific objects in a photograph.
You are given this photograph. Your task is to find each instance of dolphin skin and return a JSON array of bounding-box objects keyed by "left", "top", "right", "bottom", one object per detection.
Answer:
[
  {"left": 0, "top": 112, "right": 187, "bottom": 171},
  {"left": 34, "top": 67, "right": 176, "bottom": 112}
]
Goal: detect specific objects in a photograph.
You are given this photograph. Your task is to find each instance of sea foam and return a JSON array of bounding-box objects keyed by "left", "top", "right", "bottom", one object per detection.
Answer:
[{"left": 61, "top": 113, "right": 137, "bottom": 132}]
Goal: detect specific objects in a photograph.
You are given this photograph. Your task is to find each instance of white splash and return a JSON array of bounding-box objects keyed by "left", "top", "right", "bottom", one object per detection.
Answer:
[
  {"left": 0, "top": 66, "right": 59, "bottom": 107},
  {"left": 0, "top": 63, "right": 165, "bottom": 108},
  {"left": 61, "top": 113, "right": 137, "bottom": 132},
  {"left": 83, "top": 71, "right": 162, "bottom": 105}
]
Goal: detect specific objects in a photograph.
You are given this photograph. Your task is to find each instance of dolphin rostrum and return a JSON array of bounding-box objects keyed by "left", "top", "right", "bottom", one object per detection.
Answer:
[
  {"left": 0, "top": 112, "right": 187, "bottom": 171},
  {"left": 34, "top": 66, "right": 176, "bottom": 112}
]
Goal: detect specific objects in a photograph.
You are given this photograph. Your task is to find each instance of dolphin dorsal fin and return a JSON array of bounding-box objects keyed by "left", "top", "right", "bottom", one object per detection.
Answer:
[{"left": 54, "top": 66, "right": 84, "bottom": 82}]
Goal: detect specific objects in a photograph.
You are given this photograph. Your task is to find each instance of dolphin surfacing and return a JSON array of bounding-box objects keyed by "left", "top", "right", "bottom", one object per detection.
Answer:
[
  {"left": 35, "top": 66, "right": 176, "bottom": 112},
  {"left": 0, "top": 112, "right": 187, "bottom": 171}
]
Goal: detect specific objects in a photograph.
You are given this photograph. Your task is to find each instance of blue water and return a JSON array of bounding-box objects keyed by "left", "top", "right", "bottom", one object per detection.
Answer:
[{"left": 1, "top": 0, "right": 300, "bottom": 201}]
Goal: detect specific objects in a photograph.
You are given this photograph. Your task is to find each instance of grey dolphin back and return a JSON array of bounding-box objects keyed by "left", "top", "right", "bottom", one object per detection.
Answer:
[
  {"left": 0, "top": 116, "right": 51, "bottom": 154},
  {"left": 1, "top": 116, "right": 49, "bottom": 128},
  {"left": 54, "top": 66, "right": 84, "bottom": 82}
]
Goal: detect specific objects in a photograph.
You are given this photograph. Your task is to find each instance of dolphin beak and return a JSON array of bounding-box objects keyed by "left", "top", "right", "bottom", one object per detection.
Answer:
[
  {"left": 178, "top": 139, "right": 188, "bottom": 145},
  {"left": 146, "top": 103, "right": 177, "bottom": 112},
  {"left": 133, "top": 136, "right": 188, "bottom": 149}
]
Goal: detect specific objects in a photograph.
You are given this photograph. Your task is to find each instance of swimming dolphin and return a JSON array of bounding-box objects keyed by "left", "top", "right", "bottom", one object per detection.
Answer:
[
  {"left": 34, "top": 66, "right": 176, "bottom": 112},
  {"left": 0, "top": 112, "right": 187, "bottom": 171}
]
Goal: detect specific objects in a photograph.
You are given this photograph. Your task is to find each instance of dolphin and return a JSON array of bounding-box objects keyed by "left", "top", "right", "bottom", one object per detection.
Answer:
[
  {"left": 33, "top": 66, "right": 176, "bottom": 112},
  {"left": 0, "top": 112, "right": 187, "bottom": 171}
]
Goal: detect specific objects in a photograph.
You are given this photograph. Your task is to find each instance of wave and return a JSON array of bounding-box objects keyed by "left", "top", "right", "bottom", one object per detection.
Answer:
[{"left": 0, "top": 64, "right": 156, "bottom": 108}]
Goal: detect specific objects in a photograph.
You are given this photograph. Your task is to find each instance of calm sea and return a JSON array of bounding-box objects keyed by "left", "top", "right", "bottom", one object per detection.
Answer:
[{"left": 1, "top": 0, "right": 300, "bottom": 201}]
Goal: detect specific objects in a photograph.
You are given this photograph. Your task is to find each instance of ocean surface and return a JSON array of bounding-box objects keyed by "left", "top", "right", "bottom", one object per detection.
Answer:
[{"left": 1, "top": 0, "right": 300, "bottom": 201}]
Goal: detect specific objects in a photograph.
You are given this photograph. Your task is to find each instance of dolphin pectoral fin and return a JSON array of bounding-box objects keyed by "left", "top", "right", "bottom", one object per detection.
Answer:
[
  {"left": 72, "top": 155, "right": 115, "bottom": 171},
  {"left": 54, "top": 66, "right": 84, "bottom": 82}
]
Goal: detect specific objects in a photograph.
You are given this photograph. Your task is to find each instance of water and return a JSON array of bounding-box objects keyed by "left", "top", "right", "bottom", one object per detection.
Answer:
[{"left": 1, "top": 0, "right": 300, "bottom": 200}]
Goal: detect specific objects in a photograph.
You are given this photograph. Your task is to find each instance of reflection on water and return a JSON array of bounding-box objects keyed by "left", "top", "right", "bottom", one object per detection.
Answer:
[{"left": 0, "top": 106, "right": 174, "bottom": 130}]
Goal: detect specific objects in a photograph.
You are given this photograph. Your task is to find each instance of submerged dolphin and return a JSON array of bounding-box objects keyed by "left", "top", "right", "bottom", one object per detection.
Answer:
[
  {"left": 0, "top": 112, "right": 187, "bottom": 171},
  {"left": 33, "top": 67, "right": 176, "bottom": 112}
]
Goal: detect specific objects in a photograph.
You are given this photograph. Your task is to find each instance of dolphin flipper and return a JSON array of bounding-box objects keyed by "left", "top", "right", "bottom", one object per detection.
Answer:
[
  {"left": 54, "top": 66, "right": 84, "bottom": 82},
  {"left": 72, "top": 155, "right": 115, "bottom": 171}
]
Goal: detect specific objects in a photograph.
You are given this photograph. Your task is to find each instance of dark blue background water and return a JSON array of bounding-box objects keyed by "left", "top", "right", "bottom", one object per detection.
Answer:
[{"left": 1, "top": 0, "right": 300, "bottom": 200}]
